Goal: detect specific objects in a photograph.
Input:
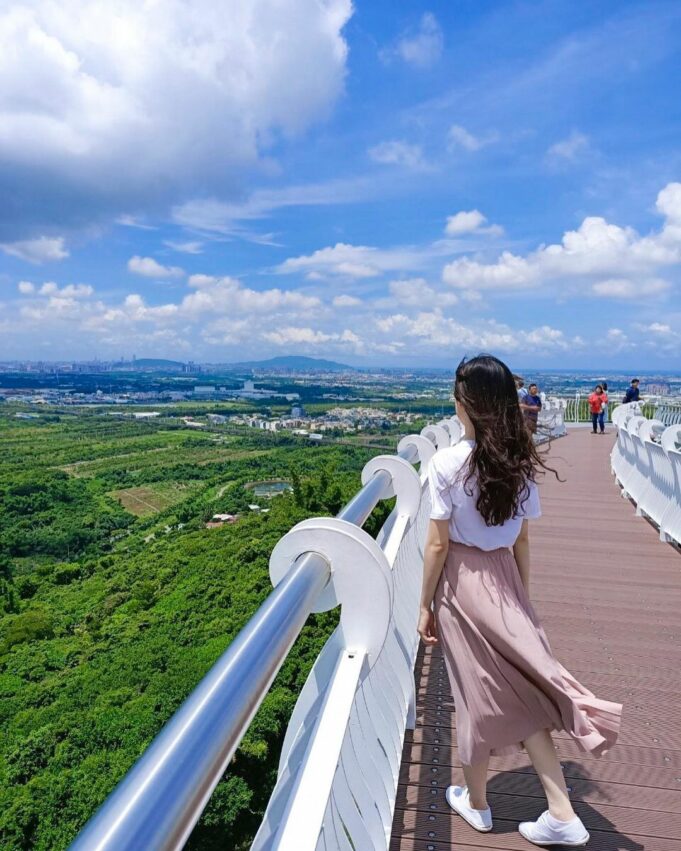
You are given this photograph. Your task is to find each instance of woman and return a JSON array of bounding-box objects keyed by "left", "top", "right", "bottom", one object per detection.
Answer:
[
  {"left": 418, "top": 355, "right": 621, "bottom": 847},
  {"left": 588, "top": 384, "right": 605, "bottom": 434}
]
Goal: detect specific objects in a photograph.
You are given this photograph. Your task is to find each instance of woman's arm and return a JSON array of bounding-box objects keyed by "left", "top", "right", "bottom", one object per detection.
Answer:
[
  {"left": 513, "top": 519, "right": 531, "bottom": 594},
  {"left": 417, "top": 519, "right": 450, "bottom": 645}
]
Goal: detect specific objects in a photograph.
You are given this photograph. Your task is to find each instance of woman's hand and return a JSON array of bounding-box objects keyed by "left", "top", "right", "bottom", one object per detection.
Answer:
[{"left": 417, "top": 607, "right": 438, "bottom": 645}]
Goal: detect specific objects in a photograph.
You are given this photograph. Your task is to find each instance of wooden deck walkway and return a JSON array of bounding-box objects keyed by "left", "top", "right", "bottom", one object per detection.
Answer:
[{"left": 391, "top": 428, "right": 681, "bottom": 851}]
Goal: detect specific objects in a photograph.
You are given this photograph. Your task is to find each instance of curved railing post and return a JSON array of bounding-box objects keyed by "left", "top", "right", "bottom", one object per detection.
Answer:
[{"left": 611, "top": 408, "right": 681, "bottom": 549}]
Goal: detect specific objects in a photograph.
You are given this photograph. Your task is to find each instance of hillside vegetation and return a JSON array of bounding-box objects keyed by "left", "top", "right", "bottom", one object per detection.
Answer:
[{"left": 0, "top": 409, "right": 392, "bottom": 850}]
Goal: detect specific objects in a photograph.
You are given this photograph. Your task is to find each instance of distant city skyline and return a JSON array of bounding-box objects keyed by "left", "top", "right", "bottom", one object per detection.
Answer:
[
  {"left": 2, "top": 356, "right": 680, "bottom": 379},
  {"left": 1, "top": 1, "right": 680, "bottom": 367}
]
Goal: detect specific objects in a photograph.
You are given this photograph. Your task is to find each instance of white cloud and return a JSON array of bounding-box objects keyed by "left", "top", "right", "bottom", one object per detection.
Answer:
[
  {"left": 116, "top": 215, "right": 157, "bottom": 231},
  {"left": 17, "top": 280, "right": 35, "bottom": 294},
  {"left": 637, "top": 321, "right": 679, "bottom": 339},
  {"left": 0, "top": 0, "right": 353, "bottom": 237},
  {"left": 276, "top": 242, "right": 423, "bottom": 279},
  {"left": 591, "top": 278, "right": 670, "bottom": 299},
  {"left": 632, "top": 321, "right": 681, "bottom": 351},
  {"left": 448, "top": 125, "right": 498, "bottom": 152},
  {"left": 547, "top": 131, "right": 589, "bottom": 162},
  {"left": 389, "top": 277, "right": 459, "bottom": 307},
  {"left": 333, "top": 294, "right": 362, "bottom": 307},
  {"left": 525, "top": 325, "right": 570, "bottom": 349},
  {"left": 656, "top": 182, "right": 681, "bottom": 223},
  {"left": 39, "top": 282, "right": 93, "bottom": 298},
  {"left": 443, "top": 182, "right": 681, "bottom": 293},
  {"left": 262, "top": 324, "right": 402, "bottom": 356},
  {"left": 368, "top": 140, "right": 428, "bottom": 170},
  {"left": 128, "top": 256, "right": 185, "bottom": 279},
  {"left": 163, "top": 240, "right": 204, "bottom": 255},
  {"left": 605, "top": 328, "right": 632, "bottom": 352},
  {"left": 392, "top": 13, "right": 443, "bottom": 69},
  {"left": 373, "top": 309, "right": 580, "bottom": 354},
  {"left": 445, "top": 210, "right": 504, "bottom": 237},
  {"left": 264, "top": 326, "right": 335, "bottom": 346},
  {"left": 183, "top": 274, "right": 320, "bottom": 315},
  {"left": 171, "top": 177, "right": 369, "bottom": 238},
  {"left": 0, "top": 236, "right": 68, "bottom": 264}
]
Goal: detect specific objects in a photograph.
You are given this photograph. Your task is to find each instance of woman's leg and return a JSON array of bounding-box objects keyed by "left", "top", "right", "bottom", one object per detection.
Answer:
[
  {"left": 591, "top": 412, "right": 598, "bottom": 433},
  {"left": 523, "top": 729, "right": 575, "bottom": 821},
  {"left": 462, "top": 756, "right": 490, "bottom": 809}
]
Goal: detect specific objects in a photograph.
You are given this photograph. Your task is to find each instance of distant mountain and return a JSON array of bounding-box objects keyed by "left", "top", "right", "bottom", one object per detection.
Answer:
[
  {"left": 126, "top": 358, "right": 186, "bottom": 369},
  {"left": 226, "top": 355, "right": 355, "bottom": 372}
]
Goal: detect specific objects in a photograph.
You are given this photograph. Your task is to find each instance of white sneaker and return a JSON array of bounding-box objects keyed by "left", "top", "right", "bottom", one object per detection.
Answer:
[
  {"left": 445, "top": 785, "right": 492, "bottom": 832},
  {"left": 519, "top": 810, "right": 589, "bottom": 846}
]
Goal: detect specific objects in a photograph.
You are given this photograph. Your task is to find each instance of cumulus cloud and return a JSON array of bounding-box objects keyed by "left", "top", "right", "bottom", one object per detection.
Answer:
[
  {"left": 183, "top": 274, "right": 321, "bottom": 315},
  {"left": 0, "top": 236, "right": 68, "bottom": 264},
  {"left": 388, "top": 13, "right": 443, "bottom": 69},
  {"left": 39, "top": 282, "right": 93, "bottom": 297},
  {"left": 445, "top": 210, "right": 504, "bottom": 237},
  {"left": 128, "top": 256, "right": 185, "bottom": 279},
  {"left": 591, "top": 278, "right": 670, "bottom": 299},
  {"left": 262, "top": 324, "right": 402, "bottom": 356},
  {"left": 448, "top": 125, "right": 498, "bottom": 152},
  {"left": 372, "top": 309, "right": 579, "bottom": 354},
  {"left": 275, "top": 242, "right": 423, "bottom": 279},
  {"left": 443, "top": 182, "right": 681, "bottom": 294},
  {"left": 389, "top": 278, "right": 459, "bottom": 308},
  {"left": 0, "top": 0, "right": 352, "bottom": 239},
  {"left": 368, "top": 140, "right": 428, "bottom": 170},
  {"left": 333, "top": 294, "right": 362, "bottom": 307},
  {"left": 17, "top": 280, "right": 35, "bottom": 294},
  {"left": 632, "top": 320, "right": 681, "bottom": 351}
]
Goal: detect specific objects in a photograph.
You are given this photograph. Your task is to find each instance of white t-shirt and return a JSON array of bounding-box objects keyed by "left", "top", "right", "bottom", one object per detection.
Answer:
[{"left": 428, "top": 439, "right": 541, "bottom": 550}]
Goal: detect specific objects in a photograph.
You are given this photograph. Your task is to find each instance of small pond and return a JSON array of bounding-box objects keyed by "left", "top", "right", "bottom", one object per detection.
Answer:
[{"left": 248, "top": 480, "right": 293, "bottom": 498}]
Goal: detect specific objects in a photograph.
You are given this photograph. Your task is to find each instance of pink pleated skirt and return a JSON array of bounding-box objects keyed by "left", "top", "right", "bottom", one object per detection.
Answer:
[{"left": 433, "top": 541, "right": 622, "bottom": 766}]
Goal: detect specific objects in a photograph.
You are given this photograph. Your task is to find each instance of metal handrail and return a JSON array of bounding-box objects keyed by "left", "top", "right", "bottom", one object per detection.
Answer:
[{"left": 69, "top": 444, "right": 420, "bottom": 851}]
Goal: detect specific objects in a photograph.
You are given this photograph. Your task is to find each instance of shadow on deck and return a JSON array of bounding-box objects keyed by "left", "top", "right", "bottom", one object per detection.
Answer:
[{"left": 391, "top": 428, "right": 681, "bottom": 851}]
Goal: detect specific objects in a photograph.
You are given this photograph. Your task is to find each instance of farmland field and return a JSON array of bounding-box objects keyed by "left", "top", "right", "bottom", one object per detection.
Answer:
[{"left": 108, "top": 481, "right": 201, "bottom": 516}]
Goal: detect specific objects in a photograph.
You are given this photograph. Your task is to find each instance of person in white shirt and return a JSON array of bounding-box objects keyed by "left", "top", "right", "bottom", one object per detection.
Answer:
[{"left": 418, "top": 355, "right": 621, "bottom": 847}]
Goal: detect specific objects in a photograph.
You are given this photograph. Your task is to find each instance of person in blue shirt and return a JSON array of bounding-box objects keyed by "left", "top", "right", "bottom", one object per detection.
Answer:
[
  {"left": 623, "top": 379, "right": 640, "bottom": 404},
  {"left": 524, "top": 383, "right": 542, "bottom": 433}
]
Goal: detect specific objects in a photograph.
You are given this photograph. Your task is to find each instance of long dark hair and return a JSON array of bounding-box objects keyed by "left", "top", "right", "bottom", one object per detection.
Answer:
[{"left": 454, "top": 354, "right": 557, "bottom": 526}]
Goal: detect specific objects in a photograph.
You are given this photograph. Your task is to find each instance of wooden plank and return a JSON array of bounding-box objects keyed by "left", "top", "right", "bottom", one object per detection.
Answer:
[{"left": 390, "top": 429, "right": 681, "bottom": 850}]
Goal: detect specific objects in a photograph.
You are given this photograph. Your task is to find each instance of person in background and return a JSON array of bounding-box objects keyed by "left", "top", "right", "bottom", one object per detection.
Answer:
[
  {"left": 588, "top": 385, "right": 606, "bottom": 434},
  {"left": 624, "top": 378, "right": 640, "bottom": 404},
  {"left": 600, "top": 382, "right": 609, "bottom": 428},
  {"left": 515, "top": 375, "right": 535, "bottom": 423},
  {"left": 525, "top": 383, "right": 542, "bottom": 434},
  {"left": 515, "top": 375, "right": 529, "bottom": 405}
]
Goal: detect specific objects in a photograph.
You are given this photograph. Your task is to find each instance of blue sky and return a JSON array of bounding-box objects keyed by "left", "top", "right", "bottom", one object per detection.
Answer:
[{"left": 0, "top": 0, "right": 680, "bottom": 368}]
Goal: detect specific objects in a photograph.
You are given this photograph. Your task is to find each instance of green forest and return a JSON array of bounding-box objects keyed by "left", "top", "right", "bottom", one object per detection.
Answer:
[{"left": 0, "top": 408, "right": 395, "bottom": 850}]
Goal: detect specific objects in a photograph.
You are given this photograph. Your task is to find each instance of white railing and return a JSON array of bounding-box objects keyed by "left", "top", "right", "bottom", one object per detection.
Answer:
[
  {"left": 546, "top": 394, "right": 581, "bottom": 423},
  {"left": 611, "top": 403, "right": 681, "bottom": 547},
  {"left": 536, "top": 407, "right": 567, "bottom": 442},
  {"left": 252, "top": 420, "right": 461, "bottom": 850},
  {"left": 654, "top": 403, "right": 681, "bottom": 426}
]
